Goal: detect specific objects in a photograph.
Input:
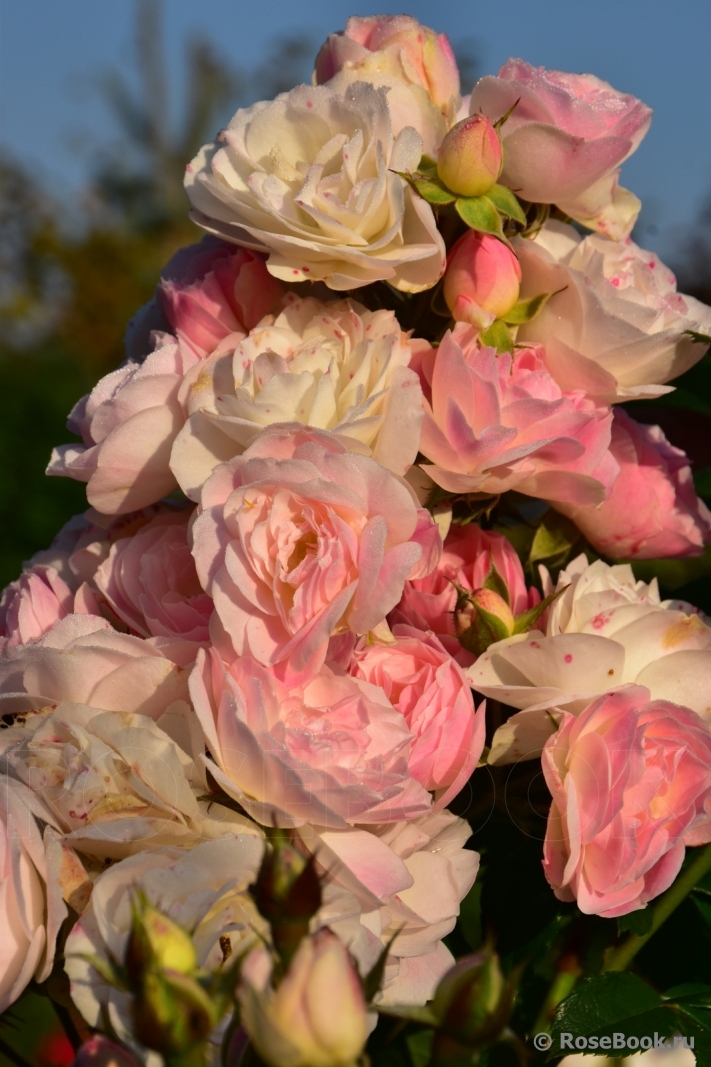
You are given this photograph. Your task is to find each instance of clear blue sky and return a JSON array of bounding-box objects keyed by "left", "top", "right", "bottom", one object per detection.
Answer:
[{"left": 2, "top": 0, "right": 711, "bottom": 261}]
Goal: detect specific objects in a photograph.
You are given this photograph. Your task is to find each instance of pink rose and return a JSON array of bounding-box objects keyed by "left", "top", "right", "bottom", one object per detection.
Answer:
[
  {"left": 542, "top": 686, "right": 711, "bottom": 917},
  {"left": 0, "top": 615, "right": 189, "bottom": 718},
  {"left": 394, "top": 525, "right": 536, "bottom": 663},
  {"left": 158, "top": 236, "right": 284, "bottom": 358},
  {"left": 554, "top": 409, "right": 711, "bottom": 560},
  {"left": 349, "top": 624, "right": 485, "bottom": 808},
  {"left": 48, "top": 332, "right": 202, "bottom": 515},
  {"left": 417, "top": 324, "right": 618, "bottom": 505},
  {"left": 94, "top": 509, "right": 212, "bottom": 644},
  {"left": 189, "top": 648, "right": 432, "bottom": 828},
  {"left": 0, "top": 564, "right": 78, "bottom": 649},
  {"left": 191, "top": 425, "right": 440, "bottom": 684},
  {"left": 469, "top": 60, "right": 651, "bottom": 236},
  {"left": 444, "top": 231, "right": 521, "bottom": 330},
  {"left": 315, "top": 16, "right": 460, "bottom": 117}
]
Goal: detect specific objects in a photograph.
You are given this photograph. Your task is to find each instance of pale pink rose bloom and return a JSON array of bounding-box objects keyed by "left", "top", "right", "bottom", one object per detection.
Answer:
[
  {"left": 515, "top": 221, "right": 711, "bottom": 402},
  {"left": 191, "top": 425, "right": 441, "bottom": 682},
  {"left": 157, "top": 235, "right": 284, "bottom": 358},
  {"left": 94, "top": 509, "right": 212, "bottom": 644},
  {"left": 315, "top": 15, "right": 460, "bottom": 116},
  {"left": 349, "top": 625, "right": 484, "bottom": 807},
  {"left": 0, "top": 615, "right": 190, "bottom": 718},
  {"left": 189, "top": 647, "right": 432, "bottom": 828},
  {"left": 0, "top": 778, "right": 80, "bottom": 1013},
  {"left": 393, "top": 524, "right": 536, "bottom": 664},
  {"left": 0, "top": 565, "right": 77, "bottom": 649},
  {"left": 554, "top": 409, "right": 711, "bottom": 561},
  {"left": 469, "top": 60, "right": 651, "bottom": 236},
  {"left": 417, "top": 324, "right": 618, "bottom": 505},
  {"left": 47, "top": 332, "right": 207, "bottom": 515},
  {"left": 542, "top": 686, "right": 711, "bottom": 917},
  {"left": 444, "top": 231, "right": 521, "bottom": 330},
  {"left": 298, "top": 810, "right": 479, "bottom": 1005}
]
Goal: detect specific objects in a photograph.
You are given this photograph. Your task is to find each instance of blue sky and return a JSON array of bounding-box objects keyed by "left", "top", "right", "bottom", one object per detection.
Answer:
[{"left": 2, "top": 0, "right": 711, "bottom": 261}]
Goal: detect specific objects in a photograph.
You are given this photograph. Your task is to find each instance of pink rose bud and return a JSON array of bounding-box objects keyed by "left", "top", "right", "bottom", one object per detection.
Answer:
[
  {"left": 437, "top": 115, "right": 503, "bottom": 197},
  {"left": 444, "top": 231, "right": 521, "bottom": 328},
  {"left": 456, "top": 588, "right": 515, "bottom": 655}
]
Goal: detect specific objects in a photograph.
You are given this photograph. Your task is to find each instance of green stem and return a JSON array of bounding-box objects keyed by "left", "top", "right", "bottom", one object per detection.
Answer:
[
  {"left": 0, "top": 1036, "right": 33, "bottom": 1067},
  {"left": 531, "top": 964, "right": 580, "bottom": 1035},
  {"left": 604, "top": 843, "right": 711, "bottom": 972}
]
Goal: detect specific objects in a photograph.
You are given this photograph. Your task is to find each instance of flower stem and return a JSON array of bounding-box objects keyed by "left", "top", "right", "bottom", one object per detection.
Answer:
[{"left": 603, "top": 843, "right": 711, "bottom": 972}]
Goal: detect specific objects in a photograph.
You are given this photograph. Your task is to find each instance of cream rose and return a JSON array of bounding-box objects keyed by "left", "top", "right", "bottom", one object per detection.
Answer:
[
  {"left": 185, "top": 82, "right": 445, "bottom": 292},
  {"left": 2, "top": 701, "right": 254, "bottom": 859},
  {"left": 515, "top": 221, "right": 711, "bottom": 402},
  {"left": 171, "top": 295, "right": 425, "bottom": 498},
  {"left": 468, "top": 555, "right": 711, "bottom": 764}
]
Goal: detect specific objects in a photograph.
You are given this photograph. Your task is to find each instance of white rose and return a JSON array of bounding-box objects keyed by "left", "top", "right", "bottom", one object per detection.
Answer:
[
  {"left": 170, "top": 296, "right": 424, "bottom": 498},
  {"left": 185, "top": 82, "right": 445, "bottom": 293},
  {"left": 299, "top": 809, "right": 479, "bottom": 1007},
  {"left": 467, "top": 555, "right": 711, "bottom": 764},
  {"left": 2, "top": 701, "right": 254, "bottom": 859},
  {"left": 514, "top": 221, "right": 711, "bottom": 402},
  {"left": 65, "top": 836, "right": 266, "bottom": 1062},
  {"left": 0, "top": 776, "right": 89, "bottom": 1012}
]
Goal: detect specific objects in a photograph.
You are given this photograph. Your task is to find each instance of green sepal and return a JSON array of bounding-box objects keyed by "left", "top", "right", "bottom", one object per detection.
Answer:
[
  {"left": 502, "top": 287, "right": 565, "bottom": 325},
  {"left": 73, "top": 952, "right": 129, "bottom": 991},
  {"left": 362, "top": 929, "right": 400, "bottom": 1004},
  {"left": 455, "top": 195, "right": 506, "bottom": 240},
  {"left": 511, "top": 584, "right": 567, "bottom": 635},
  {"left": 418, "top": 154, "right": 439, "bottom": 175},
  {"left": 397, "top": 171, "right": 456, "bottom": 205},
  {"left": 483, "top": 563, "right": 511, "bottom": 607},
  {"left": 493, "top": 98, "right": 520, "bottom": 131},
  {"left": 485, "top": 183, "right": 527, "bottom": 225},
  {"left": 479, "top": 320, "right": 514, "bottom": 354},
  {"left": 376, "top": 1003, "right": 440, "bottom": 1027},
  {"left": 685, "top": 329, "right": 711, "bottom": 346}
]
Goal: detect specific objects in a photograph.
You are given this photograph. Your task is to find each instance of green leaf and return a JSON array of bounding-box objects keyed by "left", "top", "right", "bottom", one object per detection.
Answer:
[
  {"left": 485, "top": 183, "right": 527, "bottom": 225},
  {"left": 480, "top": 320, "right": 514, "bottom": 354},
  {"left": 399, "top": 171, "right": 456, "bottom": 205},
  {"left": 406, "top": 1029, "right": 434, "bottom": 1067},
  {"left": 528, "top": 511, "right": 581, "bottom": 577},
  {"left": 455, "top": 195, "right": 506, "bottom": 239},
  {"left": 549, "top": 974, "right": 669, "bottom": 1058},
  {"left": 483, "top": 563, "right": 511, "bottom": 607},
  {"left": 502, "top": 288, "right": 565, "bottom": 325},
  {"left": 457, "top": 881, "right": 483, "bottom": 951},
  {"left": 631, "top": 544, "right": 711, "bottom": 591},
  {"left": 617, "top": 908, "right": 654, "bottom": 937}
]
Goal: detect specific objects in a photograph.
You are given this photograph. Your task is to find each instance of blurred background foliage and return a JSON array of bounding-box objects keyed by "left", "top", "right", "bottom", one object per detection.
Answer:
[{"left": 0, "top": 0, "right": 709, "bottom": 605}]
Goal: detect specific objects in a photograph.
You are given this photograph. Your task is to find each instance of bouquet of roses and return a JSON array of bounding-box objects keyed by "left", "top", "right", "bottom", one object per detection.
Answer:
[{"left": 3, "top": 15, "right": 711, "bottom": 1067}]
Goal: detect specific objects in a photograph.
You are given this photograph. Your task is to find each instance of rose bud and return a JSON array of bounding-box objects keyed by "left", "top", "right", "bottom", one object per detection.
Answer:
[
  {"left": 132, "top": 970, "right": 216, "bottom": 1058},
  {"left": 437, "top": 115, "right": 503, "bottom": 198},
  {"left": 249, "top": 830, "right": 322, "bottom": 969},
  {"left": 456, "top": 588, "right": 515, "bottom": 656},
  {"left": 444, "top": 231, "right": 522, "bottom": 329},
  {"left": 431, "top": 951, "right": 510, "bottom": 1053},
  {"left": 125, "top": 895, "right": 197, "bottom": 985},
  {"left": 239, "top": 929, "right": 368, "bottom": 1067}
]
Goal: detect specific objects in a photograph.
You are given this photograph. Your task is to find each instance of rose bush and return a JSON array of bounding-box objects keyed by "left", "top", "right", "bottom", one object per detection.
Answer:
[{"left": 185, "top": 81, "right": 445, "bottom": 292}]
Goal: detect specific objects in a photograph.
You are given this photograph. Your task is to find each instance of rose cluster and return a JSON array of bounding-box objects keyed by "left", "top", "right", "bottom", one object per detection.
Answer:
[{"left": 3, "top": 14, "right": 711, "bottom": 1067}]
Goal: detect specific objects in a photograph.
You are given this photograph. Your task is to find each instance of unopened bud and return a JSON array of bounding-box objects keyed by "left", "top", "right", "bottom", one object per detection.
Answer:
[
  {"left": 250, "top": 832, "right": 322, "bottom": 969},
  {"left": 456, "top": 589, "right": 514, "bottom": 656},
  {"left": 432, "top": 952, "right": 507, "bottom": 1048},
  {"left": 125, "top": 899, "right": 197, "bottom": 985},
  {"left": 444, "top": 231, "right": 521, "bottom": 328},
  {"left": 437, "top": 115, "right": 502, "bottom": 197},
  {"left": 133, "top": 970, "right": 216, "bottom": 1057}
]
